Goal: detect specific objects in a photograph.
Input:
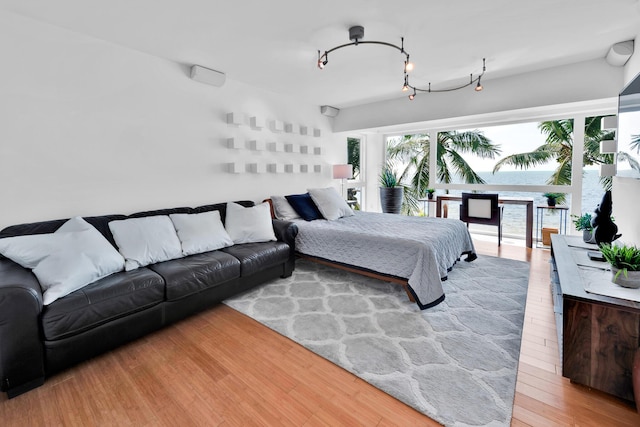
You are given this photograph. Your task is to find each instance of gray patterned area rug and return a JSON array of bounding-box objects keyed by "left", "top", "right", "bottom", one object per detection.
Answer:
[{"left": 224, "top": 256, "right": 530, "bottom": 427}]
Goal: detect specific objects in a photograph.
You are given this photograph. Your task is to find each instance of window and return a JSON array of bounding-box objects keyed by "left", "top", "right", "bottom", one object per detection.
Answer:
[{"left": 347, "top": 137, "right": 364, "bottom": 210}]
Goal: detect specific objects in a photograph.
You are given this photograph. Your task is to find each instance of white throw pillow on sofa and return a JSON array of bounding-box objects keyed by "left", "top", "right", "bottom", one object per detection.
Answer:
[
  {"left": 0, "top": 216, "right": 125, "bottom": 305},
  {"left": 270, "top": 195, "right": 301, "bottom": 220},
  {"left": 170, "top": 211, "right": 233, "bottom": 256},
  {"left": 308, "top": 187, "right": 354, "bottom": 221},
  {"left": 109, "top": 215, "right": 183, "bottom": 271},
  {"left": 225, "top": 202, "right": 277, "bottom": 244}
]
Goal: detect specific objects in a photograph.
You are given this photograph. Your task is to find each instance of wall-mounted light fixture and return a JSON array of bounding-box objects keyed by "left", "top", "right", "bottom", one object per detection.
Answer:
[{"left": 317, "top": 25, "right": 486, "bottom": 101}]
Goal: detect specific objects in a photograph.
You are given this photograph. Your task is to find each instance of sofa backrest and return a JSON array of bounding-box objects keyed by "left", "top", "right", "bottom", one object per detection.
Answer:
[
  {"left": 192, "top": 201, "right": 254, "bottom": 224},
  {"left": 0, "top": 215, "right": 127, "bottom": 248},
  {"left": 0, "top": 200, "right": 257, "bottom": 250}
]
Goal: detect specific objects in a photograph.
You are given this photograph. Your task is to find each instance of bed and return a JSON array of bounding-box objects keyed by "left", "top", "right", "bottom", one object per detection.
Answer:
[{"left": 290, "top": 210, "right": 477, "bottom": 309}]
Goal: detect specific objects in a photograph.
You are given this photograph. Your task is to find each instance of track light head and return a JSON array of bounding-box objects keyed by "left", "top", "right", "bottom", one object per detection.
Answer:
[
  {"left": 402, "top": 75, "right": 409, "bottom": 92},
  {"left": 404, "top": 55, "right": 414, "bottom": 73},
  {"left": 317, "top": 50, "right": 328, "bottom": 69}
]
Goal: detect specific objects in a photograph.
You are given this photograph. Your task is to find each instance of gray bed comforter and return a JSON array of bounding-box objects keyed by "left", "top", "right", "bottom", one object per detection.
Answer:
[{"left": 293, "top": 211, "right": 476, "bottom": 309}]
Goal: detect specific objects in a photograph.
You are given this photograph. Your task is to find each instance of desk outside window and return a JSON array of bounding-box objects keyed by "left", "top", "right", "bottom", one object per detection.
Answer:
[{"left": 435, "top": 195, "right": 534, "bottom": 248}]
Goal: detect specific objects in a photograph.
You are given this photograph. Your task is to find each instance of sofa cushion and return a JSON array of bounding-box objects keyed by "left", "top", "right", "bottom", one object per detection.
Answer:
[
  {"left": 0, "top": 214, "right": 127, "bottom": 249},
  {"left": 169, "top": 211, "right": 233, "bottom": 256},
  {"left": 222, "top": 242, "right": 290, "bottom": 276},
  {"left": 109, "top": 216, "right": 183, "bottom": 271},
  {"left": 225, "top": 202, "right": 277, "bottom": 244},
  {"left": 148, "top": 251, "right": 241, "bottom": 301},
  {"left": 0, "top": 217, "right": 126, "bottom": 305},
  {"left": 41, "top": 268, "right": 165, "bottom": 341}
]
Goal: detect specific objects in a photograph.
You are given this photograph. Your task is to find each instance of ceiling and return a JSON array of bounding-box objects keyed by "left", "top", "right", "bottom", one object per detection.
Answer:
[{"left": 2, "top": 0, "right": 639, "bottom": 108}]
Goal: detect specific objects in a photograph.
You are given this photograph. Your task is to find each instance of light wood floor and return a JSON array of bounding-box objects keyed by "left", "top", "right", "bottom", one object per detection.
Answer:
[{"left": 2, "top": 240, "right": 640, "bottom": 426}]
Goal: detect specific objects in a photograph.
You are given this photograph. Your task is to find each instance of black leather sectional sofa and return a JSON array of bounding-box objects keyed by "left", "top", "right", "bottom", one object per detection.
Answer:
[{"left": 0, "top": 201, "right": 298, "bottom": 398}]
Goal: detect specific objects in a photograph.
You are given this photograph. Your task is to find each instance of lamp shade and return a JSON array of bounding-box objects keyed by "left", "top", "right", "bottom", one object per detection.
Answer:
[{"left": 332, "top": 164, "right": 353, "bottom": 179}]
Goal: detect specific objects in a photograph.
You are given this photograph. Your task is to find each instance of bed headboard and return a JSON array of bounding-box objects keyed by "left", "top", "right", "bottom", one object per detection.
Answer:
[{"left": 263, "top": 198, "right": 276, "bottom": 219}]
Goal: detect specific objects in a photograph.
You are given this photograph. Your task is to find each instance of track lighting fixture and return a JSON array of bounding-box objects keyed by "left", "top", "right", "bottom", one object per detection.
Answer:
[
  {"left": 475, "top": 75, "right": 483, "bottom": 92},
  {"left": 317, "top": 26, "right": 411, "bottom": 73},
  {"left": 407, "top": 58, "right": 486, "bottom": 99},
  {"left": 316, "top": 25, "right": 486, "bottom": 101}
]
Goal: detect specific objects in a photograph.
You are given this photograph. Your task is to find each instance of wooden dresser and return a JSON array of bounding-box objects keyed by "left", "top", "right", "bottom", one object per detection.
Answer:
[{"left": 550, "top": 234, "right": 640, "bottom": 402}]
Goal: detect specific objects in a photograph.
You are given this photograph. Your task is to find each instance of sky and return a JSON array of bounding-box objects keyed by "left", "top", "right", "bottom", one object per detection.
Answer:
[
  {"left": 458, "top": 122, "right": 551, "bottom": 172},
  {"left": 455, "top": 120, "right": 638, "bottom": 173}
]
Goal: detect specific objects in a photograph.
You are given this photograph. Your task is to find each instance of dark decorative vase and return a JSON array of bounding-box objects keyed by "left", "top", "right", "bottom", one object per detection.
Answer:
[
  {"left": 427, "top": 192, "right": 434, "bottom": 200},
  {"left": 380, "top": 187, "right": 403, "bottom": 214},
  {"left": 547, "top": 197, "right": 556, "bottom": 207}
]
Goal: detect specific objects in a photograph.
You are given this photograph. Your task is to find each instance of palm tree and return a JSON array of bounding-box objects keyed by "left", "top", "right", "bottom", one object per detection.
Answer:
[
  {"left": 347, "top": 137, "right": 360, "bottom": 179},
  {"left": 387, "top": 131, "right": 501, "bottom": 214},
  {"left": 492, "top": 117, "right": 639, "bottom": 193}
]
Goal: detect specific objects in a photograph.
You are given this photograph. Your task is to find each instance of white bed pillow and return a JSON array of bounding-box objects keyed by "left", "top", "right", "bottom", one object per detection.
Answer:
[
  {"left": 225, "top": 202, "right": 277, "bottom": 244},
  {"left": 109, "top": 215, "right": 183, "bottom": 271},
  {"left": 308, "top": 187, "right": 354, "bottom": 221},
  {"left": 0, "top": 216, "right": 125, "bottom": 305},
  {"left": 270, "top": 195, "right": 301, "bottom": 220},
  {"left": 170, "top": 211, "right": 233, "bottom": 256}
]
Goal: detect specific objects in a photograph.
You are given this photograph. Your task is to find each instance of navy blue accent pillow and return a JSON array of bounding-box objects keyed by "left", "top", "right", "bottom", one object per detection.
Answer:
[{"left": 285, "top": 193, "right": 324, "bottom": 221}]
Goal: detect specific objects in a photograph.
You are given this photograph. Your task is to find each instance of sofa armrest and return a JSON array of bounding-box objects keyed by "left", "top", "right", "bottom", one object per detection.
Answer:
[
  {"left": 272, "top": 220, "right": 298, "bottom": 277},
  {"left": 272, "top": 219, "right": 298, "bottom": 251},
  {"left": 0, "top": 259, "right": 45, "bottom": 397}
]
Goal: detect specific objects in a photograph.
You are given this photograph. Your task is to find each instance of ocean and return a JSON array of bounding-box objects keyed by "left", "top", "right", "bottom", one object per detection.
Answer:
[{"left": 436, "top": 169, "right": 608, "bottom": 239}]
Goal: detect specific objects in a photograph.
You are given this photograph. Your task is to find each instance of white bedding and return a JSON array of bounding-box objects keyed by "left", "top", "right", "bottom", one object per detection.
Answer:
[{"left": 293, "top": 211, "right": 476, "bottom": 309}]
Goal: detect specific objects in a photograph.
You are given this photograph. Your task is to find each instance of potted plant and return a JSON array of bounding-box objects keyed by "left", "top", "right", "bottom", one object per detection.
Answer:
[
  {"left": 599, "top": 243, "right": 640, "bottom": 288},
  {"left": 571, "top": 213, "right": 596, "bottom": 243},
  {"left": 543, "top": 192, "right": 564, "bottom": 207},
  {"left": 379, "top": 166, "right": 403, "bottom": 214},
  {"left": 426, "top": 188, "right": 435, "bottom": 200}
]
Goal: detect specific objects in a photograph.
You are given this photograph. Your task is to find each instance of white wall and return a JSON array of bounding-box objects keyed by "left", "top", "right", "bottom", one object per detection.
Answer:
[
  {"left": 623, "top": 33, "right": 640, "bottom": 85},
  {"left": 0, "top": 11, "right": 344, "bottom": 228},
  {"left": 612, "top": 177, "right": 640, "bottom": 247},
  {"left": 334, "top": 59, "right": 624, "bottom": 133},
  {"left": 362, "top": 133, "right": 385, "bottom": 212}
]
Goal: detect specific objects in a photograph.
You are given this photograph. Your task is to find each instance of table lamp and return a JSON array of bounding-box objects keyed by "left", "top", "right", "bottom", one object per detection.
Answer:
[{"left": 332, "top": 164, "right": 353, "bottom": 198}]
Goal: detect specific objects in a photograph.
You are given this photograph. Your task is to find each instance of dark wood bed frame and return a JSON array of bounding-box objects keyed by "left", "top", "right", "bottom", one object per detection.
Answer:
[
  {"left": 265, "top": 199, "right": 416, "bottom": 302},
  {"left": 296, "top": 253, "right": 416, "bottom": 302}
]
